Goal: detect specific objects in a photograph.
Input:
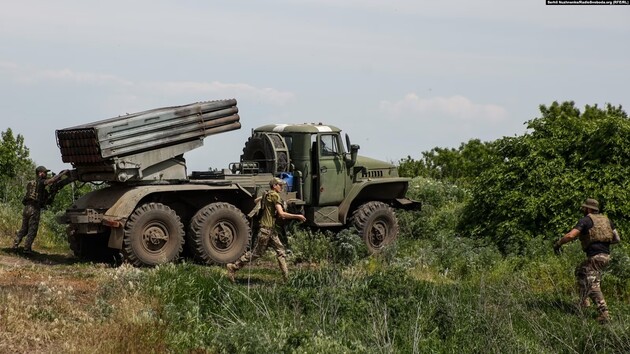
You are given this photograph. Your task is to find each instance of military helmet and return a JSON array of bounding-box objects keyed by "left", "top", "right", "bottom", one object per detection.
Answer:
[
  {"left": 581, "top": 198, "right": 599, "bottom": 212},
  {"left": 269, "top": 177, "right": 285, "bottom": 187},
  {"left": 36, "top": 166, "right": 50, "bottom": 174}
]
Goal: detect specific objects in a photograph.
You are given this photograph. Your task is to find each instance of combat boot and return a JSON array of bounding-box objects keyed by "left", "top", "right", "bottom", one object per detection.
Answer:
[
  {"left": 226, "top": 263, "right": 237, "bottom": 283},
  {"left": 277, "top": 256, "right": 289, "bottom": 281},
  {"left": 12, "top": 232, "right": 21, "bottom": 250},
  {"left": 597, "top": 311, "right": 610, "bottom": 324}
]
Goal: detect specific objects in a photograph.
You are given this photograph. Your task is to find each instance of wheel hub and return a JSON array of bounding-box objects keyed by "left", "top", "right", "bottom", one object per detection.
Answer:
[
  {"left": 212, "top": 221, "right": 235, "bottom": 250},
  {"left": 369, "top": 221, "right": 387, "bottom": 247},
  {"left": 143, "top": 224, "right": 169, "bottom": 247}
]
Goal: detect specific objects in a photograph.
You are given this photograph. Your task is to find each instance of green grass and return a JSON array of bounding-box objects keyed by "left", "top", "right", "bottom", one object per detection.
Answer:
[
  {"left": 1, "top": 175, "right": 629, "bottom": 353},
  {"left": 135, "top": 256, "right": 629, "bottom": 354}
]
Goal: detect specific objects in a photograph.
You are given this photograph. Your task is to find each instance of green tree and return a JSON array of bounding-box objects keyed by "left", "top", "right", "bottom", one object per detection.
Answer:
[
  {"left": 0, "top": 128, "right": 35, "bottom": 204},
  {"left": 398, "top": 139, "right": 497, "bottom": 186},
  {"left": 460, "top": 101, "right": 630, "bottom": 253}
]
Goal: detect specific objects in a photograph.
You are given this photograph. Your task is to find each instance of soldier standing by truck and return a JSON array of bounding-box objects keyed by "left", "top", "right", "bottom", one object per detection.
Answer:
[
  {"left": 13, "top": 166, "right": 71, "bottom": 254},
  {"left": 553, "top": 198, "right": 621, "bottom": 323},
  {"left": 227, "top": 178, "right": 306, "bottom": 282}
]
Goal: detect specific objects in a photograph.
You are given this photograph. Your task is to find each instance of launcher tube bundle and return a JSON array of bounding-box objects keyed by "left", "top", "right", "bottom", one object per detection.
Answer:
[{"left": 56, "top": 99, "right": 240, "bottom": 182}]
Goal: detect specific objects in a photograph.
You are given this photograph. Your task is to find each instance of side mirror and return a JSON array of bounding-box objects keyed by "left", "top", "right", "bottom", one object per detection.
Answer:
[{"left": 344, "top": 133, "right": 359, "bottom": 167}]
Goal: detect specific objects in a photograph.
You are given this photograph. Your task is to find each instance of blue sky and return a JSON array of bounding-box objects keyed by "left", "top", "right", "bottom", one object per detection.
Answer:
[{"left": 1, "top": 0, "right": 628, "bottom": 173}]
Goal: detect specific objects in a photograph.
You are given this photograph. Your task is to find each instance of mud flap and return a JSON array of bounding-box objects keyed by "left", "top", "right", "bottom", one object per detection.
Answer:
[{"left": 108, "top": 228, "right": 124, "bottom": 249}]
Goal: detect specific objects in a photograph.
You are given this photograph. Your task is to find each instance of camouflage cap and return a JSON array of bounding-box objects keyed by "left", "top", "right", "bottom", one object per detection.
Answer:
[
  {"left": 581, "top": 198, "right": 599, "bottom": 212},
  {"left": 36, "top": 166, "right": 50, "bottom": 173},
  {"left": 269, "top": 177, "right": 285, "bottom": 187}
]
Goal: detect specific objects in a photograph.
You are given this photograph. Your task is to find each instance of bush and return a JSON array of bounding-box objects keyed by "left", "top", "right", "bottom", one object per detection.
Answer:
[{"left": 460, "top": 102, "right": 630, "bottom": 254}]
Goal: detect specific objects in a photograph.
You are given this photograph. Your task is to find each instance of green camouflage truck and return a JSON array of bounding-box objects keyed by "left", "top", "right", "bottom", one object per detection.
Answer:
[{"left": 56, "top": 99, "right": 420, "bottom": 266}]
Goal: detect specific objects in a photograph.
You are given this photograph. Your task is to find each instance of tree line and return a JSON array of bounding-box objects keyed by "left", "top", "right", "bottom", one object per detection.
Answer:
[
  {"left": 399, "top": 101, "right": 630, "bottom": 253},
  {"left": 2, "top": 101, "right": 629, "bottom": 254}
]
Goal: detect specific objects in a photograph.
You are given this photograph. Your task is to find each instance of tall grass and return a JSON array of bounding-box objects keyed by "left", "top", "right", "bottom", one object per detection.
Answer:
[
  {"left": 137, "top": 259, "right": 629, "bottom": 353},
  {"left": 1, "top": 176, "right": 629, "bottom": 353},
  {"left": 0, "top": 203, "right": 69, "bottom": 252}
]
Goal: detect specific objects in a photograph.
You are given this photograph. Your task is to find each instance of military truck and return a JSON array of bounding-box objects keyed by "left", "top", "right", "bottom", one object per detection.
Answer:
[{"left": 55, "top": 99, "right": 420, "bottom": 266}]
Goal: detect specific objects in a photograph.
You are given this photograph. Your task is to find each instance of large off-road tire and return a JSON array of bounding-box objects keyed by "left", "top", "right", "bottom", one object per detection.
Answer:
[
  {"left": 122, "top": 203, "right": 185, "bottom": 267},
  {"left": 189, "top": 202, "right": 251, "bottom": 265},
  {"left": 241, "top": 133, "right": 290, "bottom": 174},
  {"left": 241, "top": 136, "right": 271, "bottom": 172},
  {"left": 67, "top": 227, "right": 118, "bottom": 262},
  {"left": 351, "top": 201, "right": 399, "bottom": 253}
]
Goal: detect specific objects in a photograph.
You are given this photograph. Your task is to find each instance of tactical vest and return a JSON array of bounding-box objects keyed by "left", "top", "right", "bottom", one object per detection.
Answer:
[
  {"left": 22, "top": 178, "right": 47, "bottom": 207},
  {"left": 579, "top": 213, "right": 613, "bottom": 250},
  {"left": 22, "top": 180, "right": 39, "bottom": 204}
]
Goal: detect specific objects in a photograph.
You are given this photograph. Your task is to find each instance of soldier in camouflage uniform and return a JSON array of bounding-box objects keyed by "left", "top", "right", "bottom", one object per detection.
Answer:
[
  {"left": 227, "top": 177, "right": 306, "bottom": 282},
  {"left": 13, "top": 166, "right": 52, "bottom": 254},
  {"left": 554, "top": 198, "right": 621, "bottom": 323}
]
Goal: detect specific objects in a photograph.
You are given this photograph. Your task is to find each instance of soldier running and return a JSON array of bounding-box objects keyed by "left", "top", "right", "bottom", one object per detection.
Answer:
[{"left": 227, "top": 177, "right": 306, "bottom": 282}]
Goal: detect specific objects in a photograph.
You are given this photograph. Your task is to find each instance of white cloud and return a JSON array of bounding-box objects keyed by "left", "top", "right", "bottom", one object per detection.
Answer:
[
  {"left": 379, "top": 93, "right": 507, "bottom": 122},
  {"left": 0, "top": 61, "right": 294, "bottom": 106},
  {"left": 145, "top": 81, "right": 295, "bottom": 106},
  {"left": 40, "top": 69, "right": 132, "bottom": 87}
]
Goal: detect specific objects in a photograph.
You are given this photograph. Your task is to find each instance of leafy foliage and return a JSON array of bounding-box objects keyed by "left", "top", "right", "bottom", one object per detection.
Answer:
[
  {"left": 0, "top": 128, "right": 35, "bottom": 205},
  {"left": 460, "top": 101, "right": 630, "bottom": 253},
  {"left": 398, "top": 139, "right": 498, "bottom": 186}
]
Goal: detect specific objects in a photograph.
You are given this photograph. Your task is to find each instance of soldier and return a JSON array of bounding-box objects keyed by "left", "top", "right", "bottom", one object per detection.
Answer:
[
  {"left": 227, "top": 177, "right": 306, "bottom": 282},
  {"left": 553, "top": 198, "right": 621, "bottom": 323},
  {"left": 13, "top": 166, "right": 70, "bottom": 254}
]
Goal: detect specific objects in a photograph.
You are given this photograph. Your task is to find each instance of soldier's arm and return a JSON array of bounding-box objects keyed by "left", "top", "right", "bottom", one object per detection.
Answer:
[
  {"left": 555, "top": 228, "right": 580, "bottom": 248},
  {"left": 275, "top": 204, "right": 306, "bottom": 222},
  {"left": 44, "top": 170, "right": 71, "bottom": 185}
]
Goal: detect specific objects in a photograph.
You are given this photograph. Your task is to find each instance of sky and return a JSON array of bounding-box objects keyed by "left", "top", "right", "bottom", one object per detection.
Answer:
[{"left": 1, "top": 0, "right": 629, "bottom": 174}]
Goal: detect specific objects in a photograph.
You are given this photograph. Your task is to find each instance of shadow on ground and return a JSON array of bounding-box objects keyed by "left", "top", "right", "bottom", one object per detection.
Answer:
[{"left": 1, "top": 247, "right": 123, "bottom": 267}]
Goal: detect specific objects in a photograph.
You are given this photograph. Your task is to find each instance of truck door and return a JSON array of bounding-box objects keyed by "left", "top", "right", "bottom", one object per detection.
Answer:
[{"left": 316, "top": 133, "right": 346, "bottom": 205}]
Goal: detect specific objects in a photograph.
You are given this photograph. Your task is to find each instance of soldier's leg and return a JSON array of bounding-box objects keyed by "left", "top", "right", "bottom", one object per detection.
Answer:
[
  {"left": 227, "top": 229, "right": 272, "bottom": 282},
  {"left": 14, "top": 205, "right": 34, "bottom": 248},
  {"left": 575, "top": 259, "right": 590, "bottom": 307},
  {"left": 587, "top": 254, "right": 611, "bottom": 320},
  {"left": 231, "top": 229, "right": 272, "bottom": 270},
  {"left": 23, "top": 208, "right": 42, "bottom": 251},
  {"left": 269, "top": 232, "right": 288, "bottom": 280}
]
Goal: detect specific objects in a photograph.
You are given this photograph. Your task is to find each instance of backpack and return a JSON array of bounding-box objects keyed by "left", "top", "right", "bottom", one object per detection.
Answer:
[{"left": 247, "top": 191, "right": 268, "bottom": 219}]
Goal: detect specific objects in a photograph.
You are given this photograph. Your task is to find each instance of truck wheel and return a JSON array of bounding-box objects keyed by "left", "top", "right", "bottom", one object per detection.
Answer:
[
  {"left": 189, "top": 202, "right": 251, "bottom": 265},
  {"left": 351, "top": 201, "right": 399, "bottom": 253},
  {"left": 123, "top": 203, "right": 184, "bottom": 267}
]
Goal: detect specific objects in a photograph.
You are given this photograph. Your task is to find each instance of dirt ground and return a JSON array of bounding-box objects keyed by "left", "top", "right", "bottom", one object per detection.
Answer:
[
  {"left": 0, "top": 243, "right": 115, "bottom": 353},
  {"left": 0, "top": 247, "right": 102, "bottom": 292}
]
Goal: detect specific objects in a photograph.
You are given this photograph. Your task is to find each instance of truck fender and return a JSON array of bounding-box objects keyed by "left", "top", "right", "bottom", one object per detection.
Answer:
[
  {"left": 103, "top": 184, "right": 251, "bottom": 234},
  {"left": 337, "top": 178, "right": 414, "bottom": 223}
]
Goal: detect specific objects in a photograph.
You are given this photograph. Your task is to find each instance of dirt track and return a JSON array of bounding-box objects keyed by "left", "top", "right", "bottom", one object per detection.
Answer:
[{"left": 0, "top": 248, "right": 104, "bottom": 302}]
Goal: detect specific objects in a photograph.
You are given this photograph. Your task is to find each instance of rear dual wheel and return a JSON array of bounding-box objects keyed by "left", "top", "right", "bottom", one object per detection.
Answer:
[
  {"left": 189, "top": 202, "right": 250, "bottom": 265},
  {"left": 123, "top": 203, "right": 185, "bottom": 267}
]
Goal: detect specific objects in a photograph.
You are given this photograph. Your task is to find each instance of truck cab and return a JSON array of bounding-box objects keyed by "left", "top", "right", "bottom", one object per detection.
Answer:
[{"left": 240, "top": 123, "right": 418, "bottom": 237}]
